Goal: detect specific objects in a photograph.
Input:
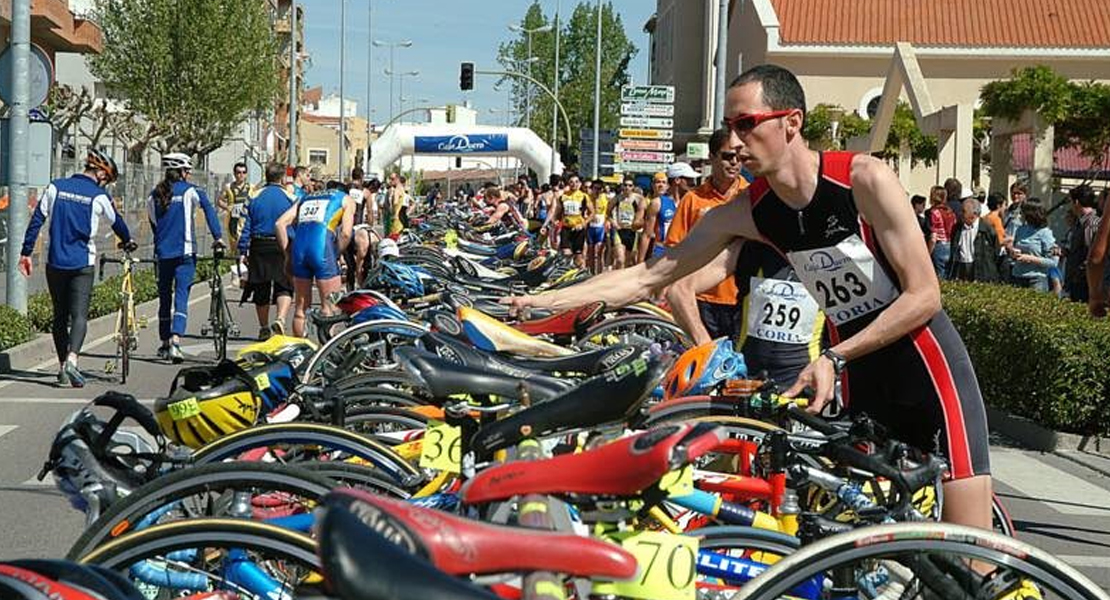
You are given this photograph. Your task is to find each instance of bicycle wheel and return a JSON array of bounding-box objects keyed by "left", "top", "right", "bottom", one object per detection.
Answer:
[
  {"left": 300, "top": 461, "right": 412, "bottom": 499},
  {"left": 578, "top": 314, "right": 693, "bottom": 351},
  {"left": 300, "top": 319, "right": 428, "bottom": 384},
  {"left": 66, "top": 462, "right": 336, "bottom": 560},
  {"left": 76, "top": 518, "right": 320, "bottom": 598},
  {"left": 119, "top": 304, "right": 131, "bottom": 385},
  {"left": 190, "top": 422, "right": 422, "bottom": 488},
  {"left": 342, "top": 406, "right": 430, "bottom": 442},
  {"left": 736, "top": 522, "right": 1109, "bottom": 600}
]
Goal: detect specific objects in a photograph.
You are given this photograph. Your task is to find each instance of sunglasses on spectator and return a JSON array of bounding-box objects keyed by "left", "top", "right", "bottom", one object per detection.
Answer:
[
  {"left": 716, "top": 151, "right": 740, "bottom": 162},
  {"left": 234, "top": 170, "right": 247, "bottom": 175},
  {"left": 722, "top": 109, "right": 795, "bottom": 134}
]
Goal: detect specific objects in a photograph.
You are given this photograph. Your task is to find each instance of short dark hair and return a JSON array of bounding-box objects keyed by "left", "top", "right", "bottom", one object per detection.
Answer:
[
  {"left": 910, "top": 194, "right": 926, "bottom": 205},
  {"left": 233, "top": 162, "right": 247, "bottom": 172},
  {"left": 708, "top": 128, "right": 731, "bottom": 156},
  {"left": 549, "top": 174, "right": 563, "bottom": 187},
  {"left": 294, "top": 166, "right": 308, "bottom": 178},
  {"left": 399, "top": 175, "right": 407, "bottom": 184},
  {"left": 264, "top": 162, "right": 285, "bottom": 184},
  {"left": 350, "top": 166, "right": 364, "bottom": 181},
  {"left": 1069, "top": 184, "right": 1098, "bottom": 209},
  {"left": 729, "top": 64, "right": 807, "bottom": 126},
  {"left": 566, "top": 172, "right": 581, "bottom": 182},
  {"left": 1021, "top": 198, "right": 1048, "bottom": 228},
  {"left": 942, "top": 178, "right": 962, "bottom": 202},
  {"left": 1010, "top": 181, "right": 1028, "bottom": 195},
  {"left": 366, "top": 178, "right": 382, "bottom": 191},
  {"left": 326, "top": 180, "right": 349, "bottom": 193},
  {"left": 987, "top": 192, "right": 1006, "bottom": 211}
]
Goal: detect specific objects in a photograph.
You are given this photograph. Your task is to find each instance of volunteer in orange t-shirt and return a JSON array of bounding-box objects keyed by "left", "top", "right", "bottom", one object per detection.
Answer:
[{"left": 664, "top": 128, "right": 748, "bottom": 340}]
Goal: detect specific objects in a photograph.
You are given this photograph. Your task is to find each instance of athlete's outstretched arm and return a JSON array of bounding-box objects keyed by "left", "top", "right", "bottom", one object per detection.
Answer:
[
  {"left": 504, "top": 197, "right": 757, "bottom": 314},
  {"left": 665, "top": 240, "right": 744, "bottom": 345},
  {"left": 784, "top": 155, "right": 941, "bottom": 410}
]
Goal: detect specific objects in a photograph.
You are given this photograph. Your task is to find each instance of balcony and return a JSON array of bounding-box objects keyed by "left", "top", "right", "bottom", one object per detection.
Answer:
[{"left": 0, "top": 0, "right": 105, "bottom": 54}]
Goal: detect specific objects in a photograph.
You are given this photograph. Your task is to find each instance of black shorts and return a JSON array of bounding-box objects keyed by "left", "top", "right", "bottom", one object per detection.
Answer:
[
  {"left": 697, "top": 300, "right": 740, "bottom": 341},
  {"left": 246, "top": 237, "right": 292, "bottom": 306},
  {"left": 617, "top": 229, "right": 637, "bottom": 251},
  {"left": 559, "top": 227, "right": 586, "bottom": 254},
  {"left": 838, "top": 310, "right": 990, "bottom": 480}
]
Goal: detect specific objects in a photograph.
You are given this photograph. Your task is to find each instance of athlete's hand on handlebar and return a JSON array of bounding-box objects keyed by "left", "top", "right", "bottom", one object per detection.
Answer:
[
  {"left": 782, "top": 355, "right": 836, "bottom": 415},
  {"left": 118, "top": 240, "right": 139, "bottom": 253}
]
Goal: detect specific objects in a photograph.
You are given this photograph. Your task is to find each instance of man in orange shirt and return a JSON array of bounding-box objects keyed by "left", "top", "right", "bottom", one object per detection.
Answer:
[{"left": 664, "top": 128, "right": 748, "bottom": 340}]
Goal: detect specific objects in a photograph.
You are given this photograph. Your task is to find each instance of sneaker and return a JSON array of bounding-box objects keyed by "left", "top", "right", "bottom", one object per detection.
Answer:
[
  {"left": 259, "top": 327, "right": 272, "bottom": 342},
  {"left": 270, "top": 320, "right": 285, "bottom": 337},
  {"left": 157, "top": 345, "right": 171, "bottom": 361},
  {"left": 169, "top": 343, "right": 184, "bottom": 364},
  {"left": 63, "top": 360, "right": 85, "bottom": 388},
  {"left": 57, "top": 366, "right": 70, "bottom": 387}
]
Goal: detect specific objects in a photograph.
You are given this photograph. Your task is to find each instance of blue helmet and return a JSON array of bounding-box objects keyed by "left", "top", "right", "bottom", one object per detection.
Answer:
[
  {"left": 372, "top": 260, "right": 425, "bottom": 298},
  {"left": 662, "top": 338, "right": 748, "bottom": 400},
  {"left": 352, "top": 303, "right": 408, "bottom": 324}
]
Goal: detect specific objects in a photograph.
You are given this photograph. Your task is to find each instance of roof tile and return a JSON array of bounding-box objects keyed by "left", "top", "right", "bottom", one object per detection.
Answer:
[{"left": 771, "top": 0, "right": 1110, "bottom": 48}]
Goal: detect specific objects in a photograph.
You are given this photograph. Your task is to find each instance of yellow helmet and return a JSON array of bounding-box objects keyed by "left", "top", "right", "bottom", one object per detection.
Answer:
[{"left": 154, "top": 361, "right": 261, "bottom": 449}]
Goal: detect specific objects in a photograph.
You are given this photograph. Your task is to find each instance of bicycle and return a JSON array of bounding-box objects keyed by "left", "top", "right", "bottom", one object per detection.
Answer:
[
  {"left": 197, "top": 243, "right": 239, "bottom": 362},
  {"left": 99, "top": 248, "right": 156, "bottom": 384}
]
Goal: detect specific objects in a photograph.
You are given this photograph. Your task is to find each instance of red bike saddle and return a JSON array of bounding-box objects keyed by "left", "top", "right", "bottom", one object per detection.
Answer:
[
  {"left": 512, "top": 301, "right": 606, "bottom": 337},
  {"left": 462, "top": 422, "right": 725, "bottom": 504},
  {"left": 325, "top": 488, "right": 638, "bottom": 580}
]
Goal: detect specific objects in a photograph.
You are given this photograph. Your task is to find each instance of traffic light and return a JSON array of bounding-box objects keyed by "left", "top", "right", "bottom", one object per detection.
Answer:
[{"left": 460, "top": 62, "right": 474, "bottom": 91}]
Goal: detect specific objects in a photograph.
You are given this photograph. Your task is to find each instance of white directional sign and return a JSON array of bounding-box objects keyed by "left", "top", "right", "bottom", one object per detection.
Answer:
[
  {"left": 620, "top": 150, "right": 674, "bottom": 164},
  {"left": 621, "top": 102, "right": 675, "bottom": 117},
  {"left": 617, "top": 161, "right": 674, "bottom": 173},
  {"left": 619, "top": 128, "right": 673, "bottom": 140},
  {"left": 620, "top": 85, "right": 675, "bottom": 104},
  {"left": 617, "top": 139, "right": 673, "bottom": 151},
  {"left": 620, "top": 116, "right": 674, "bottom": 129}
]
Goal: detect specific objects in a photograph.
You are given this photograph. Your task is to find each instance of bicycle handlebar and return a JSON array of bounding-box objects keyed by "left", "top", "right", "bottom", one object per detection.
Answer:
[{"left": 98, "top": 253, "right": 157, "bottom": 281}]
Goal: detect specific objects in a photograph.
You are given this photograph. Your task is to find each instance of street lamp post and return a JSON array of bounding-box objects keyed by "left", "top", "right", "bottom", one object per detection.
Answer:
[
  {"left": 339, "top": 0, "right": 346, "bottom": 180},
  {"left": 372, "top": 39, "right": 413, "bottom": 123},
  {"left": 507, "top": 23, "right": 552, "bottom": 132},
  {"left": 591, "top": 0, "right": 602, "bottom": 179},
  {"left": 551, "top": 0, "right": 561, "bottom": 177}
]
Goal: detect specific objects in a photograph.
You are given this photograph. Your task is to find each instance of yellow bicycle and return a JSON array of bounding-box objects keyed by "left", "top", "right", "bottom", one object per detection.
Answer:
[{"left": 99, "top": 249, "right": 155, "bottom": 384}]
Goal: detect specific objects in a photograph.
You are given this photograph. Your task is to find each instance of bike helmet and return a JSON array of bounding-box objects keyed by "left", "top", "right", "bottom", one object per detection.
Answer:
[
  {"left": 0, "top": 561, "right": 145, "bottom": 600},
  {"left": 378, "top": 238, "right": 401, "bottom": 259},
  {"left": 371, "top": 260, "right": 425, "bottom": 298},
  {"left": 160, "top": 152, "right": 193, "bottom": 171},
  {"left": 154, "top": 360, "right": 261, "bottom": 449},
  {"left": 84, "top": 149, "right": 119, "bottom": 184},
  {"left": 41, "top": 392, "right": 165, "bottom": 518},
  {"left": 336, "top": 291, "right": 381, "bottom": 315},
  {"left": 662, "top": 338, "right": 748, "bottom": 401},
  {"left": 352, "top": 303, "right": 409, "bottom": 324}
]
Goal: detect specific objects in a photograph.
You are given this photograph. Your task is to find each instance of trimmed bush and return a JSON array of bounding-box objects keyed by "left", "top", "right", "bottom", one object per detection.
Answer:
[
  {"left": 27, "top": 291, "right": 54, "bottom": 333},
  {"left": 942, "top": 281, "right": 1110, "bottom": 436},
  {"left": 0, "top": 305, "right": 36, "bottom": 352}
]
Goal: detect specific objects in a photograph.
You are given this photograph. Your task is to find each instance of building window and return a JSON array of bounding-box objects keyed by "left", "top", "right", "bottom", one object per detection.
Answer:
[
  {"left": 858, "top": 86, "right": 884, "bottom": 120},
  {"left": 308, "top": 149, "right": 328, "bottom": 166}
]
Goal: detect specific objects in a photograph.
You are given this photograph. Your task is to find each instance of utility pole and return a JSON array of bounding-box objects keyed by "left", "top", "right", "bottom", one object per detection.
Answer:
[
  {"left": 338, "top": 0, "right": 346, "bottom": 180},
  {"left": 714, "top": 0, "right": 729, "bottom": 126},
  {"left": 5, "top": 0, "right": 32, "bottom": 312},
  {"left": 550, "top": 0, "right": 561, "bottom": 176},
  {"left": 288, "top": 2, "right": 298, "bottom": 166},
  {"left": 591, "top": 0, "right": 602, "bottom": 180}
]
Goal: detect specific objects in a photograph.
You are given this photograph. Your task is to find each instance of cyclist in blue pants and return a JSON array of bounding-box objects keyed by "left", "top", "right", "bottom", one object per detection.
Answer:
[{"left": 148, "top": 153, "right": 224, "bottom": 363}]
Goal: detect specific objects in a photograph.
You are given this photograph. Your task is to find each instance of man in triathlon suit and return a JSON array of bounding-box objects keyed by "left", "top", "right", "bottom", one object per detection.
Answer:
[
  {"left": 276, "top": 182, "right": 356, "bottom": 338},
  {"left": 611, "top": 174, "right": 645, "bottom": 269},
  {"left": 638, "top": 172, "right": 677, "bottom": 263},
  {"left": 505, "top": 64, "right": 992, "bottom": 533},
  {"left": 218, "top": 162, "right": 253, "bottom": 259},
  {"left": 351, "top": 177, "right": 382, "bottom": 289},
  {"left": 665, "top": 129, "right": 748, "bottom": 340},
  {"left": 549, "top": 173, "right": 591, "bottom": 268},
  {"left": 586, "top": 179, "right": 610, "bottom": 274},
  {"left": 483, "top": 185, "right": 527, "bottom": 234}
]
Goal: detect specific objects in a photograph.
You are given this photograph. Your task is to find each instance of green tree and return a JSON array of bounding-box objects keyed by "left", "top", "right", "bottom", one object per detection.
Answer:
[
  {"left": 498, "top": 1, "right": 637, "bottom": 169},
  {"left": 91, "top": 0, "right": 280, "bottom": 161}
]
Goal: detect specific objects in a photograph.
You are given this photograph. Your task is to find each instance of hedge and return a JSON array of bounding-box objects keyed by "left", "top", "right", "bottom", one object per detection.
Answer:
[
  {"left": 942, "top": 281, "right": 1110, "bottom": 436},
  {"left": 0, "top": 306, "right": 35, "bottom": 352}
]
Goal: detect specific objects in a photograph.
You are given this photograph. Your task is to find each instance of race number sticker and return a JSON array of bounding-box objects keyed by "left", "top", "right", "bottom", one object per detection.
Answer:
[
  {"left": 746, "top": 277, "right": 819, "bottom": 344},
  {"left": 564, "top": 198, "right": 582, "bottom": 216},
  {"left": 298, "top": 199, "right": 329, "bottom": 224},
  {"left": 618, "top": 199, "right": 636, "bottom": 227},
  {"left": 230, "top": 203, "right": 247, "bottom": 218},
  {"left": 167, "top": 397, "right": 200, "bottom": 421},
  {"left": 254, "top": 373, "right": 270, "bottom": 391},
  {"left": 594, "top": 531, "right": 698, "bottom": 600},
  {"left": 788, "top": 235, "right": 899, "bottom": 325},
  {"left": 419, "top": 420, "right": 462, "bottom": 473}
]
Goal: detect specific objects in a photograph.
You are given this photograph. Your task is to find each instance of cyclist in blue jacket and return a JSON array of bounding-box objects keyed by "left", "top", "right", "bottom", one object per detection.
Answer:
[
  {"left": 19, "top": 150, "right": 136, "bottom": 387},
  {"left": 147, "top": 153, "right": 224, "bottom": 363}
]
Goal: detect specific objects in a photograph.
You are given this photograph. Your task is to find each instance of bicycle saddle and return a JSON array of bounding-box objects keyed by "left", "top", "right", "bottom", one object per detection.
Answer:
[
  {"left": 468, "top": 352, "right": 669, "bottom": 460},
  {"left": 318, "top": 498, "right": 500, "bottom": 600},
  {"left": 324, "top": 489, "right": 637, "bottom": 580},
  {"left": 512, "top": 301, "right": 606, "bottom": 338},
  {"left": 394, "top": 346, "right": 570, "bottom": 403},
  {"left": 459, "top": 306, "right": 573, "bottom": 358},
  {"left": 463, "top": 422, "right": 725, "bottom": 504},
  {"left": 419, "top": 330, "right": 641, "bottom": 378}
]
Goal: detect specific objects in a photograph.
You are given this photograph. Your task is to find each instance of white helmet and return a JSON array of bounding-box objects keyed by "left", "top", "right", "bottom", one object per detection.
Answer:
[
  {"left": 378, "top": 238, "right": 400, "bottom": 259},
  {"left": 161, "top": 152, "right": 194, "bottom": 171}
]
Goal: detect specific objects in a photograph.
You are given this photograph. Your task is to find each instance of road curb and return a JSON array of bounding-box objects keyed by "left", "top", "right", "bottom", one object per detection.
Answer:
[{"left": 986, "top": 405, "right": 1110, "bottom": 476}]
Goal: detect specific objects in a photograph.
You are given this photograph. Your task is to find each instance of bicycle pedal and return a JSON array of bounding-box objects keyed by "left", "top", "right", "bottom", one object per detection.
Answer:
[{"left": 201, "top": 327, "right": 210, "bottom": 336}]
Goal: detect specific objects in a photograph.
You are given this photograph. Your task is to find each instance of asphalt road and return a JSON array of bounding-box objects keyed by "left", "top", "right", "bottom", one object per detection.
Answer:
[{"left": 0, "top": 284, "right": 1107, "bottom": 591}]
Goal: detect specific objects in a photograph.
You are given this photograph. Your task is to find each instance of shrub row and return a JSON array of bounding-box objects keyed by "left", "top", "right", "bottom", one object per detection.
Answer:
[{"left": 941, "top": 281, "right": 1110, "bottom": 436}]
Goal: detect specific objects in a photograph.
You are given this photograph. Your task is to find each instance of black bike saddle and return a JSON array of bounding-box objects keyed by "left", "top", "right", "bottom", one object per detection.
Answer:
[{"left": 394, "top": 346, "right": 570, "bottom": 403}]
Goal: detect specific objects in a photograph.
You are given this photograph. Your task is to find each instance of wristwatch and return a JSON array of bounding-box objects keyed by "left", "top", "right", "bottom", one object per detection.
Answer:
[{"left": 821, "top": 348, "right": 848, "bottom": 376}]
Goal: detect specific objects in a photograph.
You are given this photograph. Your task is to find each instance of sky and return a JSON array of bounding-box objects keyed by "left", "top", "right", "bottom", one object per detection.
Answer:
[{"left": 299, "top": 0, "right": 654, "bottom": 124}]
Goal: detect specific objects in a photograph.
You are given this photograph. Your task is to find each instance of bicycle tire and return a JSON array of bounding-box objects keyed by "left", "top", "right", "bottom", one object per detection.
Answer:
[
  {"left": 300, "top": 461, "right": 412, "bottom": 499},
  {"left": 66, "top": 462, "right": 336, "bottom": 560},
  {"left": 190, "top": 422, "right": 422, "bottom": 487},
  {"left": 75, "top": 518, "right": 319, "bottom": 581},
  {"left": 300, "top": 319, "right": 428, "bottom": 384},
  {"left": 578, "top": 314, "right": 693, "bottom": 350},
  {"left": 735, "top": 522, "right": 1109, "bottom": 600},
  {"left": 119, "top": 303, "right": 130, "bottom": 385},
  {"left": 343, "top": 406, "right": 430, "bottom": 440}
]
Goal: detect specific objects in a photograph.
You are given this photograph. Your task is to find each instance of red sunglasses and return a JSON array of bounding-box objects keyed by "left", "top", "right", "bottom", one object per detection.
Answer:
[{"left": 722, "top": 109, "right": 795, "bottom": 134}]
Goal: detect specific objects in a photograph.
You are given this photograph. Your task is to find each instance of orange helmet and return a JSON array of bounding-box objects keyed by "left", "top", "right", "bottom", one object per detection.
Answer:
[
  {"left": 85, "top": 149, "right": 119, "bottom": 184},
  {"left": 662, "top": 338, "right": 747, "bottom": 400}
]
